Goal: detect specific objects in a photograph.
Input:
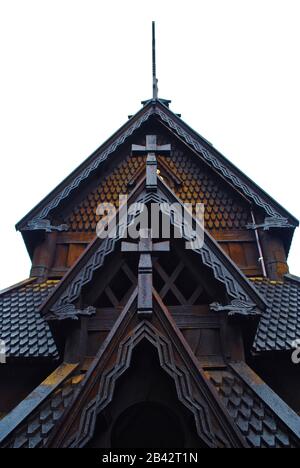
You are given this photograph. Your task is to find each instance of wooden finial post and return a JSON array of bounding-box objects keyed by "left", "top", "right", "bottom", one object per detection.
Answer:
[{"left": 152, "top": 21, "right": 158, "bottom": 99}]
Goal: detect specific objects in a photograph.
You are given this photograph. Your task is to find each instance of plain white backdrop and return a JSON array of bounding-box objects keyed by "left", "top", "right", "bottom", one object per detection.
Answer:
[{"left": 0, "top": 0, "right": 299, "bottom": 289}]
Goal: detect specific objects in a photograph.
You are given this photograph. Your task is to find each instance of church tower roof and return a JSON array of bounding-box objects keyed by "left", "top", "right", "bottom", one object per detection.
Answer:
[{"left": 1, "top": 22, "right": 299, "bottom": 449}]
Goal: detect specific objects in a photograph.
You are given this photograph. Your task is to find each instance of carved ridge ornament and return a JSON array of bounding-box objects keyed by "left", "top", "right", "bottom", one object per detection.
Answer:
[
  {"left": 22, "top": 219, "right": 69, "bottom": 233},
  {"left": 245, "top": 216, "right": 294, "bottom": 231},
  {"left": 210, "top": 300, "right": 259, "bottom": 317},
  {"left": 121, "top": 229, "right": 170, "bottom": 319},
  {"left": 131, "top": 134, "right": 172, "bottom": 192},
  {"left": 46, "top": 304, "right": 96, "bottom": 321}
]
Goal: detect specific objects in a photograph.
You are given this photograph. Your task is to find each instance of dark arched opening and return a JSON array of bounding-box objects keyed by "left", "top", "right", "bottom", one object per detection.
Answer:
[
  {"left": 87, "top": 341, "right": 206, "bottom": 448},
  {"left": 111, "top": 401, "right": 185, "bottom": 449}
]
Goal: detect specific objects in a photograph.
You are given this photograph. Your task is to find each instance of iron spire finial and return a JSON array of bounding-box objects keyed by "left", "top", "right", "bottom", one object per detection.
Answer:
[{"left": 152, "top": 21, "right": 158, "bottom": 100}]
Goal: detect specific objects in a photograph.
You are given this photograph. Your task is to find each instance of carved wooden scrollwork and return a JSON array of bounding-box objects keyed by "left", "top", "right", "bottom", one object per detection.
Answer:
[{"left": 210, "top": 300, "right": 259, "bottom": 317}]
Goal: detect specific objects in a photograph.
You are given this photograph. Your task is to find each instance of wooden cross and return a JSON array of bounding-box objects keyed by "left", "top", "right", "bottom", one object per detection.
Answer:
[
  {"left": 132, "top": 135, "right": 171, "bottom": 191},
  {"left": 121, "top": 229, "right": 170, "bottom": 319}
]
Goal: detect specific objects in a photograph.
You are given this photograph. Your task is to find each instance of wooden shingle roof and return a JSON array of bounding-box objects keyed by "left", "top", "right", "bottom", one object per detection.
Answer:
[
  {"left": 0, "top": 279, "right": 59, "bottom": 359},
  {"left": 253, "top": 275, "right": 300, "bottom": 352},
  {"left": 16, "top": 100, "right": 298, "bottom": 245}
]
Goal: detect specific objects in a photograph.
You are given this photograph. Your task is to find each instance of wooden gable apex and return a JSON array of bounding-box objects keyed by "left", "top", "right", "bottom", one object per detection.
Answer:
[
  {"left": 44, "top": 288, "right": 248, "bottom": 448},
  {"left": 63, "top": 129, "right": 253, "bottom": 233},
  {"left": 39, "top": 125, "right": 266, "bottom": 279},
  {"left": 38, "top": 178, "right": 266, "bottom": 331},
  {"left": 16, "top": 99, "right": 298, "bottom": 240}
]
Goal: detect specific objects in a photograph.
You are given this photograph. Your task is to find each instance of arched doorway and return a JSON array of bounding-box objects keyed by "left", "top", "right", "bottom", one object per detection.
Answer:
[
  {"left": 86, "top": 341, "right": 206, "bottom": 449},
  {"left": 111, "top": 401, "right": 185, "bottom": 449}
]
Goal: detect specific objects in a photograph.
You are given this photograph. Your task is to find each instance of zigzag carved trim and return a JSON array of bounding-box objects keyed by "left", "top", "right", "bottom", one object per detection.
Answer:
[
  {"left": 25, "top": 104, "right": 290, "bottom": 227},
  {"left": 156, "top": 108, "right": 281, "bottom": 218},
  {"left": 62, "top": 320, "right": 231, "bottom": 448},
  {"left": 50, "top": 190, "right": 252, "bottom": 314},
  {"left": 33, "top": 108, "right": 155, "bottom": 221},
  {"left": 159, "top": 197, "right": 249, "bottom": 302}
]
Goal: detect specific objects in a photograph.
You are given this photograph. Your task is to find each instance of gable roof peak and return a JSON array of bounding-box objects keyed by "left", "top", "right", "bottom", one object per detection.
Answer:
[
  {"left": 141, "top": 97, "right": 172, "bottom": 108},
  {"left": 16, "top": 97, "right": 298, "bottom": 259}
]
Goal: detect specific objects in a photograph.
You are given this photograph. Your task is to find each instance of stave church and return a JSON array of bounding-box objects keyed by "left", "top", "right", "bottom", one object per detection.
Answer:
[{"left": 0, "top": 23, "right": 299, "bottom": 448}]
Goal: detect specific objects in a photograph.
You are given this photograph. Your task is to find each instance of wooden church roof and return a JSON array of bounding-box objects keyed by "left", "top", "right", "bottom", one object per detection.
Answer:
[
  {"left": 1, "top": 273, "right": 300, "bottom": 360},
  {"left": 1, "top": 288, "right": 299, "bottom": 448},
  {"left": 1, "top": 173, "right": 299, "bottom": 446},
  {"left": 1, "top": 25, "right": 299, "bottom": 445},
  {"left": 0, "top": 279, "right": 58, "bottom": 359},
  {"left": 16, "top": 99, "right": 298, "bottom": 254}
]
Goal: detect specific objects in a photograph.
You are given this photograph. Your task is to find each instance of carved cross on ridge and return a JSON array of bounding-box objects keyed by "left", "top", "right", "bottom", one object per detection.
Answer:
[
  {"left": 132, "top": 135, "right": 171, "bottom": 192},
  {"left": 121, "top": 229, "right": 170, "bottom": 319}
]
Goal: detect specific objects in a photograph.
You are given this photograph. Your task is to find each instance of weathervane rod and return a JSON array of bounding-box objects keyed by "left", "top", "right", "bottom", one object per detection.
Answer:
[{"left": 152, "top": 21, "right": 158, "bottom": 99}]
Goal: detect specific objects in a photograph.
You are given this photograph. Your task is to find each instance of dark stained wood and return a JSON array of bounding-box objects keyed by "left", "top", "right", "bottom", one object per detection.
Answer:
[
  {"left": 131, "top": 134, "right": 171, "bottom": 191},
  {"left": 154, "top": 262, "right": 187, "bottom": 305},
  {"left": 67, "top": 244, "right": 86, "bottom": 268},
  {"left": 52, "top": 243, "right": 68, "bottom": 270},
  {"left": 31, "top": 232, "right": 58, "bottom": 280},
  {"left": 220, "top": 241, "right": 262, "bottom": 277},
  {"left": 3, "top": 103, "right": 298, "bottom": 449},
  {"left": 260, "top": 231, "right": 289, "bottom": 280},
  {"left": 0, "top": 364, "right": 58, "bottom": 419},
  {"left": 122, "top": 230, "right": 170, "bottom": 318},
  {"left": 44, "top": 288, "right": 248, "bottom": 448}
]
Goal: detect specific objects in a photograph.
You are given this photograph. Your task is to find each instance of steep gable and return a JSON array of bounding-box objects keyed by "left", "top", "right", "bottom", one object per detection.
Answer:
[
  {"left": 43, "top": 288, "right": 248, "bottom": 448},
  {"left": 24, "top": 109, "right": 287, "bottom": 280},
  {"left": 2, "top": 95, "right": 299, "bottom": 448},
  {"left": 16, "top": 100, "right": 298, "bottom": 231},
  {"left": 17, "top": 100, "right": 298, "bottom": 270},
  {"left": 39, "top": 180, "right": 266, "bottom": 323},
  {"left": 65, "top": 130, "right": 252, "bottom": 233}
]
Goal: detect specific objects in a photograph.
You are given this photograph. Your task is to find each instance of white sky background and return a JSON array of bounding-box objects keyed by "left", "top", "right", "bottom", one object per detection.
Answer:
[{"left": 0, "top": 0, "right": 299, "bottom": 289}]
